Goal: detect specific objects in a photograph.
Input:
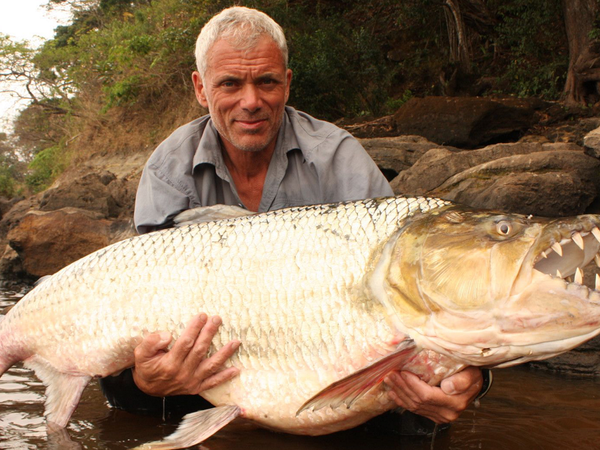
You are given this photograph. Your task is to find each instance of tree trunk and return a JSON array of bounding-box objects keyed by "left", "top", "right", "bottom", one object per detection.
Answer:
[
  {"left": 563, "top": 0, "right": 600, "bottom": 106},
  {"left": 443, "top": 0, "right": 471, "bottom": 73}
]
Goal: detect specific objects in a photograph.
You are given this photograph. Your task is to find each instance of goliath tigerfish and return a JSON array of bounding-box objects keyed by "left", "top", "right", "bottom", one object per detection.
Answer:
[{"left": 1, "top": 196, "right": 600, "bottom": 449}]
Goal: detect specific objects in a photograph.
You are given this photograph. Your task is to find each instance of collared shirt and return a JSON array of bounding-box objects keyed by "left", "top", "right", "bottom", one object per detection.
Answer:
[{"left": 134, "top": 106, "right": 393, "bottom": 233}]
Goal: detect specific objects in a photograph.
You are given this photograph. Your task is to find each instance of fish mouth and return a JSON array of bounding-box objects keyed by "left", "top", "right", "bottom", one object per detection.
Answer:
[{"left": 530, "top": 223, "right": 600, "bottom": 291}]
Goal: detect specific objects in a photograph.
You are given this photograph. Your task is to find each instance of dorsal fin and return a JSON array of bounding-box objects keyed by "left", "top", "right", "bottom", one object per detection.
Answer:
[{"left": 174, "top": 205, "right": 254, "bottom": 227}]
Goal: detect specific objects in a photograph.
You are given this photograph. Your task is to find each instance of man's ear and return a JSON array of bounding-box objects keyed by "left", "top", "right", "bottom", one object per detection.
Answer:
[
  {"left": 192, "top": 71, "right": 208, "bottom": 108},
  {"left": 285, "top": 68, "right": 293, "bottom": 103}
]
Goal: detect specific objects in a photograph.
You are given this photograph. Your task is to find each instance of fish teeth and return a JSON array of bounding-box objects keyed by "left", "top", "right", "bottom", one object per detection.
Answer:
[
  {"left": 572, "top": 232, "right": 585, "bottom": 251},
  {"left": 541, "top": 250, "right": 549, "bottom": 259},
  {"left": 593, "top": 227, "right": 600, "bottom": 243},
  {"left": 575, "top": 267, "right": 583, "bottom": 285},
  {"left": 596, "top": 274, "right": 600, "bottom": 291},
  {"left": 552, "top": 242, "right": 563, "bottom": 257},
  {"left": 556, "top": 269, "right": 563, "bottom": 278}
]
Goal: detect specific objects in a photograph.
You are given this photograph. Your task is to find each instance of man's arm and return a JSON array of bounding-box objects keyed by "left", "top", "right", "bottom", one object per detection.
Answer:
[{"left": 134, "top": 163, "right": 192, "bottom": 234}]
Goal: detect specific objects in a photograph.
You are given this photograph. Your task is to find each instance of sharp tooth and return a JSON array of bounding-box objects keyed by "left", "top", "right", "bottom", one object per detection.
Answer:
[
  {"left": 593, "top": 227, "right": 600, "bottom": 243},
  {"left": 541, "top": 250, "right": 548, "bottom": 259},
  {"left": 552, "top": 242, "right": 563, "bottom": 257},
  {"left": 575, "top": 267, "right": 583, "bottom": 284},
  {"left": 596, "top": 274, "right": 600, "bottom": 290},
  {"left": 556, "top": 269, "right": 563, "bottom": 278},
  {"left": 573, "top": 232, "right": 584, "bottom": 250}
]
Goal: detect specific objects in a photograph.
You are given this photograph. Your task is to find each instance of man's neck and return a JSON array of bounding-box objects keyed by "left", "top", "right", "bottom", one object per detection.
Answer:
[{"left": 221, "top": 139, "right": 277, "bottom": 212}]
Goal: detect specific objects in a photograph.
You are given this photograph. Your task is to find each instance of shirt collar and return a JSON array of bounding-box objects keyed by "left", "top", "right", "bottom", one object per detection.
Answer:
[{"left": 191, "top": 108, "right": 301, "bottom": 177}]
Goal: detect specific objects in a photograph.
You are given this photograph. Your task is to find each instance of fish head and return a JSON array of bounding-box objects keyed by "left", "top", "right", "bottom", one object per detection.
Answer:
[{"left": 377, "top": 206, "right": 600, "bottom": 367}]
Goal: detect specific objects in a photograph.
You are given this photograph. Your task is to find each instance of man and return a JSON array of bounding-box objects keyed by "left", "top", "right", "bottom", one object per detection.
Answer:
[{"left": 101, "top": 5, "right": 485, "bottom": 430}]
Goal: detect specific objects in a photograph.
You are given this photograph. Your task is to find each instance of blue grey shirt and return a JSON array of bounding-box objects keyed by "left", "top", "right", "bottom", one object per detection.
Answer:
[{"left": 134, "top": 106, "right": 393, "bottom": 233}]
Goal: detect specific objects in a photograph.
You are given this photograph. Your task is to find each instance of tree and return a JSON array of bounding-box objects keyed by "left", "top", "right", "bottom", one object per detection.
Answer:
[
  {"left": 0, "top": 34, "right": 74, "bottom": 116},
  {"left": 563, "top": 0, "right": 600, "bottom": 105}
]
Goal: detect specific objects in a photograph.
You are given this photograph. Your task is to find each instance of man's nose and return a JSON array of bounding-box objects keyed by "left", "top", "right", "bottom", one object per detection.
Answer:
[{"left": 240, "top": 84, "right": 262, "bottom": 111}]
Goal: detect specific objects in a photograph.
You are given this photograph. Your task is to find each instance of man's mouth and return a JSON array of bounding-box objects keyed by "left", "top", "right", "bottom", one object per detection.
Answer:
[{"left": 235, "top": 118, "right": 268, "bottom": 130}]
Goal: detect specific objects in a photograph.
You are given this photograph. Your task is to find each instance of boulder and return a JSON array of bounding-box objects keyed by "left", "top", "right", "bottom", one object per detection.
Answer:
[
  {"left": 393, "top": 96, "right": 546, "bottom": 148},
  {"left": 391, "top": 142, "right": 599, "bottom": 216},
  {"left": 39, "top": 172, "right": 120, "bottom": 218},
  {"left": 6, "top": 208, "right": 133, "bottom": 278},
  {"left": 359, "top": 135, "right": 448, "bottom": 181},
  {"left": 584, "top": 125, "right": 600, "bottom": 158}
]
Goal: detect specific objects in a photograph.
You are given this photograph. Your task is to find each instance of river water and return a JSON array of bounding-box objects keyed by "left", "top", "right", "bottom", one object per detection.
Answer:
[{"left": 1, "top": 283, "right": 600, "bottom": 449}]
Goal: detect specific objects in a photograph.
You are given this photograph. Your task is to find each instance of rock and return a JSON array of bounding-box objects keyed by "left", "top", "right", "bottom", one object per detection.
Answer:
[
  {"left": 393, "top": 96, "right": 547, "bottom": 148},
  {"left": 6, "top": 208, "right": 132, "bottom": 278},
  {"left": 39, "top": 173, "right": 120, "bottom": 218},
  {"left": 530, "top": 336, "right": 600, "bottom": 376},
  {"left": 391, "top": 142, "right": 599, "bottom": 216},
  {"left": 0, "top": 245, "right": 23, "bottom": 278},
  {"left": 341, "top": 115, "right": 396, "bottom": 138},
  {"left": 583, "top": 125, "right": 600, "bottom": 158},
  {"left": 360, "top": 135, "right": 448, "bottom": 181}
]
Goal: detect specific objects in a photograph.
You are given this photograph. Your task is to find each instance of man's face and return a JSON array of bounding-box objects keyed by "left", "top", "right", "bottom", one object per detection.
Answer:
[{"left": 193, "top": 36, "right": 292, "bottom": 154}]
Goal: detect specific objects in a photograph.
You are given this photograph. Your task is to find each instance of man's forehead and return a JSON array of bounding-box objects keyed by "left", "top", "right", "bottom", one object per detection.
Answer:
[{"left": 206, "top": 36, "right": 285, "bottom": 70}]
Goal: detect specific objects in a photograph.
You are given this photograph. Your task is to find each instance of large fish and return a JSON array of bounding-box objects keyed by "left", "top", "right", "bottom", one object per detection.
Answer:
[{"left": 1, "top": 196, "right": 600, "bottom": 449}]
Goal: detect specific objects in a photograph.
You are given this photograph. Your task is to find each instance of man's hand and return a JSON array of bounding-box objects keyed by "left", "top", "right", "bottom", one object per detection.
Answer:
[
  {"left": 132, "top": 313, "right": 240, "bottom": 397},
  {"left": 384, "top": 367, "right": 483, "bottom": 423}
]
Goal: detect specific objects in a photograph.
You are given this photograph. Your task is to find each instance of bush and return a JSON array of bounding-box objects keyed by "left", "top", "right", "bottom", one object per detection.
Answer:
[{"left": 26, "top": 144, "right": 69, "bottom": 193}]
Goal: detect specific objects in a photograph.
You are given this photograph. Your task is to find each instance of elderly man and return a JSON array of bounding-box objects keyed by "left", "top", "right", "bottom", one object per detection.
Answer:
[{"left": 100, "top": 5, "right": 486, "bottom": 431}]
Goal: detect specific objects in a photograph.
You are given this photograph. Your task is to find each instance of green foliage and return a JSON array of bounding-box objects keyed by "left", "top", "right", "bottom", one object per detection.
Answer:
[
  {"left": 0, "top": 134, "right": 26, "bottom": 198},
  {"left": 25, "top": 143, "right": 69, "bottom": 193},
  {"left": 490, "top": 0, "right": 568, "bottom": 98},
  {"left": 287, "top": 24, "right": 393, "bottom": 120}
]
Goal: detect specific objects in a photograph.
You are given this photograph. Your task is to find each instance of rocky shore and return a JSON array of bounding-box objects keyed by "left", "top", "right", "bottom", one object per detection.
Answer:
[{"left": 2, "top": 96, "right": 600, "bottom": 375}]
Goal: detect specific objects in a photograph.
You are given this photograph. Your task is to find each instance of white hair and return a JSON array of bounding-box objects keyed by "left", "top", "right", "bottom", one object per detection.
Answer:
[{"left": 195, "top": 6, "right": 288, "bottom": 77}]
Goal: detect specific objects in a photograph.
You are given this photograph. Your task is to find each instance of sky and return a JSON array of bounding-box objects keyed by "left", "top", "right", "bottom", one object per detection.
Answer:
[{"left": 0, "top": 0, "right": 72, "bottom": 133}]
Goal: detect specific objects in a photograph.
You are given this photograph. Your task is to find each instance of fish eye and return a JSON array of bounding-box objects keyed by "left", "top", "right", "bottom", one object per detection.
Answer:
[{"left": 496, "top": 221, "right": 512, "bottom": 236}]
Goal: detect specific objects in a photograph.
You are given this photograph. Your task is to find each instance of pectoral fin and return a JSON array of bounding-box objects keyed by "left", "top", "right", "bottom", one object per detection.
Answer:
[
  {"left": 296, "top": 339, "right": 417, "bottom": 415},
  {"left": 133, "top": 405, "right": 242, "bottom": 450}
]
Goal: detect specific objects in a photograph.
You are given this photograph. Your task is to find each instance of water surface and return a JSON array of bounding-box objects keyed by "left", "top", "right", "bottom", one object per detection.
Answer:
[{"left": 1, "top": 283, "right": 600, "bottom": 449}]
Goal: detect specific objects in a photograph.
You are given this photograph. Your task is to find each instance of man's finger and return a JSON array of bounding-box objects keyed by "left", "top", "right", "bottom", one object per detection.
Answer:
[
  {"left": 193, "top": 339, "right": 241, "bottom": 379},
  {"left": 181, "top": 315, "right": 224, "bottom": 372},
  {"left": 198, "top": 367, "right": 240, "bottom": 392},
  {"left": 440, "top": 367, "right": 482, "bottom": 396},
  {"left": 168, "top": 313, "right": 208, "bottom": 362},
  {"left": 134, "top": 331, "right": 172, "bottom": 361}
]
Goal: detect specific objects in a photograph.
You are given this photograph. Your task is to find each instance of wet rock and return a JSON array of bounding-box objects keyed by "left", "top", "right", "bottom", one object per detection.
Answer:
[
  {"left": 6, "top": 208, "right": 132, "bottom": 278},
  {"left": 530, "top": 336, "right": 600, "bottom": 376},
  {"left": 393, "top": 96, "right": 547, "bottom": 148}
]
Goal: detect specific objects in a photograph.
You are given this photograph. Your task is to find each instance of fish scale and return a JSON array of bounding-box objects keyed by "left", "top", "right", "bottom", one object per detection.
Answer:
[{"left": 6, "top": 195, "right": 600, "bottom": 449}]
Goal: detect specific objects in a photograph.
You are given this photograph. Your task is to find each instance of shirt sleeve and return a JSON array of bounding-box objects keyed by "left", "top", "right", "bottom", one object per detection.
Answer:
[
  {"left": 314, "top": 132, "right": 393, "bottom": 203},
  {"left": 134, "top": 164, "right": 191, "bottom": 234}
]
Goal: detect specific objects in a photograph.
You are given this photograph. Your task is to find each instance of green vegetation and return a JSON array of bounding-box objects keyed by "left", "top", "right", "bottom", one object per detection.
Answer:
[{"left": 0, "top": 0, "right": 582, "bottom": 197}]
